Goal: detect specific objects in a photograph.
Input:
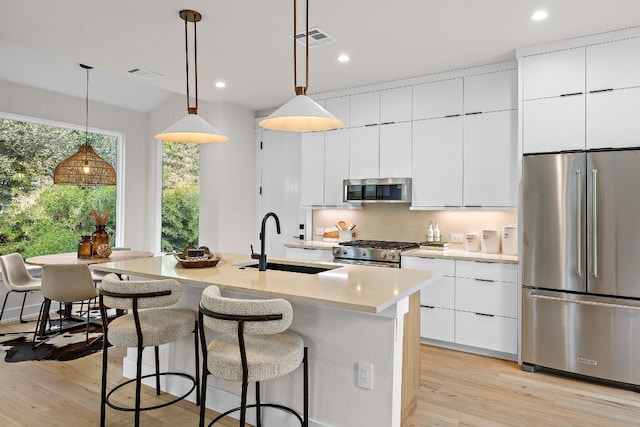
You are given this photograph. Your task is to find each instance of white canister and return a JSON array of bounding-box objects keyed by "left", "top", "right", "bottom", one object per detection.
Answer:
[
  {"left": 465, "top": 232, "right": 480, "bottom": 252},
  {"left": 338, "top": 230, "right": 353, "bottom": 242},
  {"left": 502, "top": 225, "right": 518, "bottom": 255},
  {"left": 481, "top": 228, "right": 501, "bottom": 254}
]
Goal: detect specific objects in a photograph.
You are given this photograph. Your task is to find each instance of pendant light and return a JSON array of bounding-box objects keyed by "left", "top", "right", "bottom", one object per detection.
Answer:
[
  {"left": 53, "top": 64, "right": 117, "bottom": 186},
  {"left": 155, "top": 10, "right": 229, "bottom": 144},
  {"left": 259, "top": 0, "right": 344, "bottom": 132}
]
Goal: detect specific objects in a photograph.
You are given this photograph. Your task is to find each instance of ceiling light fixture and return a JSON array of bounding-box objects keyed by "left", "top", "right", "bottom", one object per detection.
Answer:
[
  {"left": 155, "top": 10, "right": 229, "bottom": 144},
  {"left": 53, "top": 64, "right": 116, "bottom": 186},
  {"left": 215, "top": 81, "right": 226, "bottom": 88},
  {"left": 531, "top": 10, "right": 549, "bottom": 21},
  {"left": 259, "top": 0, "right": 343, "bottom": 132},
  {"left": 337, "top": 54, "right": 350, "bottom": 63}
]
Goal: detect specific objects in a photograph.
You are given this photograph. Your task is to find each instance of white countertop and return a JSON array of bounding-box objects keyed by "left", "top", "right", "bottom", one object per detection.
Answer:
[
  {"left": 284, "top": 240, "right": 337, "bottom": 250},
  {"left": 90, "top": 253, "right": 440, "bottom": 314}
]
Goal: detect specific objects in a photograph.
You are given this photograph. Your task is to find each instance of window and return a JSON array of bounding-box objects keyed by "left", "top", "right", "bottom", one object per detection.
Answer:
[
  {"left": 0, "top": 116, "right": 118, "bottom": 258},
  {"left": 161, "top": 142, "right": 199, "bottom": 253}
]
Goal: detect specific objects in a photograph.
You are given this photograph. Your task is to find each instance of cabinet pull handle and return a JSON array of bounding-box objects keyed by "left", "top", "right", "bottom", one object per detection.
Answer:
[
  {"left": 444, "top": 205, "right": 460, "bottom": 208},
  {"left": 465, "top": 111, "right": 483, "bottom": 115},
  {"left": 560, "top": 92, "right": 584, "bottom": 97},
  {"left": 589, "top": 88, "right": 614, "bottom": 94},
  {"left": 380, "top": 121, "right": 395, "bottom": 125},
  {"left": 443, "top": 114, "right": 461, "bottom": 118},
  {"left": 421, "top": 305, "right": 435, "bottom": 309},
  {"left": 576, "top": 169, "right": 582, "bottom": 277},
  {"left": 474, "top": 278, "right": 495, "bottom": 283},
  {"left": 464, "top": 205, "right": 482, "bottom": 208},
  {"left": 364, "top": 123, "right": 378, "bottom": 127},
  {"left": 474, "top": 312, "right": 495, "bottom": 317}
]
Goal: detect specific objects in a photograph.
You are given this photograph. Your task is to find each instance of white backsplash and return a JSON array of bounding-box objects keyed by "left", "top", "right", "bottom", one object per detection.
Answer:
[{"left": 312, "top": 205, "right": 517, "bottom": 250}]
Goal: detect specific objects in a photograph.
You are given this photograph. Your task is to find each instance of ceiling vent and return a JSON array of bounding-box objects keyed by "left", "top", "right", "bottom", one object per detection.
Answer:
[
  {"left": 124, "top": 67, "right": 162, "bottom": 78},
  {"left": 289, "top": 27, "right": 336, "bottom": 48}
]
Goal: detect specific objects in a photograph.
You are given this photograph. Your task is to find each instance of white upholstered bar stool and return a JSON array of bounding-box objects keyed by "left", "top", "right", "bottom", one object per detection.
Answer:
[
  {"left": 99, "top": 273, "right": 199, "bottom": 427},
  {"left": 0, "top": 252, "right": 41, "bottom": 323},
  {"left": 198, "top": 285, "right": 308, "bottom": 427}
]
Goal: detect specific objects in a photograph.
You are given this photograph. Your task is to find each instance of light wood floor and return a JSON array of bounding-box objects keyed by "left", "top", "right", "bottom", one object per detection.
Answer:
[{"left": 2, "top": 319, "right": 640, "bottom": 426}]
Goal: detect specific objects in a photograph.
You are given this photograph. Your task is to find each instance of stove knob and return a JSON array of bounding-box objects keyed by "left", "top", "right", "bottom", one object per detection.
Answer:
[
  {"left": 342, "top": 249, "right": 348, "bottom": 255},
  {"left": 388, "top": 251, "right": 396, "bottom": 259},
  {"left": 360, "top": 250, "right": 367, "bottom": 257},
  {"left": 333, "top": 247, "right": 340, "bottom": 255},
  {"left": 380, "top": 252, "right": 387, "bottom": 258}
]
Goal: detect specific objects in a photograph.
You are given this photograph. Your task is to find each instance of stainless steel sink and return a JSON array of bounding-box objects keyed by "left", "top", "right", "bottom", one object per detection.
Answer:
[{"left": 241, "top": 262, "right": 336, "bottom": 274}]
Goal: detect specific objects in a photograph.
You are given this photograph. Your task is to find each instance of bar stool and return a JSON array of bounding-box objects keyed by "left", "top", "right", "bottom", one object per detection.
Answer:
[
  {"left": 198, "top": 285, "right": 308, "bottom": 427},
  {"left": 99, "top": 273, "right": 200, "bottom": 427}
]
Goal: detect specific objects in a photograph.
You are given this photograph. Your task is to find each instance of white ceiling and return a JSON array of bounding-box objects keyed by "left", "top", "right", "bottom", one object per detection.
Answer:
[{"left": 1, "top": 1, "right": 640, "bottom": 114}]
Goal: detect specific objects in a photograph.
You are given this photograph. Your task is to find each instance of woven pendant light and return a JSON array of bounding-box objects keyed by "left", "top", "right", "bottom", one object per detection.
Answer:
[{"left": 53, "top": 64, "right": 116, "bottom": 186}]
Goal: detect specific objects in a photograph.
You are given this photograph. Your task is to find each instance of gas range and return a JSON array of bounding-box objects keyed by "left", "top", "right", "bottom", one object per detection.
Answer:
[{"left": 332, "top": 240, "right": 420, "bottom": 268}]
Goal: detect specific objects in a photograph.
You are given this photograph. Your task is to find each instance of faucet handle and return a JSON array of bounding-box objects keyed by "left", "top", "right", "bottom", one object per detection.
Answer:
[{"left": 250, "top": 244, "right": 260, "bottom": 260}]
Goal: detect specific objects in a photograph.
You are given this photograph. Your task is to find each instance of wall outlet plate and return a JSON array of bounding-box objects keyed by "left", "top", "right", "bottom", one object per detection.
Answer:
[
  {"left": 315, "top": 227, "right": 324, "bottom": 236},
  {"left": 357, "top": 361, "right": 373, "bottom": 389},
  {"left": 451, "top": 233, "right": 464, "bottom": 243}
]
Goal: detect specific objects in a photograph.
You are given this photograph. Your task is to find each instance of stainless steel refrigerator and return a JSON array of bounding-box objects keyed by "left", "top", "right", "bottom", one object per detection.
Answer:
[{"left": 522, "top": 149, "right": 640, "bottom": 386}]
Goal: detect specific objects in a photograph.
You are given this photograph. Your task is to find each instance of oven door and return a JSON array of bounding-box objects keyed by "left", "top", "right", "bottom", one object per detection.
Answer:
[{"left": 333, "top": 258, "right": 400, "bottom": 268}]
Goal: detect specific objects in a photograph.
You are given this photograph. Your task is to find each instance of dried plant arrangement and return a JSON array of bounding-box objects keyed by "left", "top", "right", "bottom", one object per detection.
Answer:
[{"left": 90, "top": 207, "right": 111, "bottom": 226}]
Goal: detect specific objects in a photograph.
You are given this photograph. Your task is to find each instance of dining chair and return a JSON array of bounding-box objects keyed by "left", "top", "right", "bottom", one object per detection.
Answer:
[
  {"left": 0, "top": 252, "right": 42, "bottom": 323},
  {"left": 98, "top": 273, "right": 199, "bottom": 427},
  {"left": 33, "top": 264, "right": 100, "bottom": 347},
  {"left": 198, "top": 285, "right": 308, "bottom": 427}
]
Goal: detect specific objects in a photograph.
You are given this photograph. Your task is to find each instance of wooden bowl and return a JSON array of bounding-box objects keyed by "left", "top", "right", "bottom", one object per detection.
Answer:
[{"left": 174, "top": 253, "right": 221, "bottom": 268}]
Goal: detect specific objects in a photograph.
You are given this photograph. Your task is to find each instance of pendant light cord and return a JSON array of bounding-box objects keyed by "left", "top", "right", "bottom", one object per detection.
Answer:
[
  {"left": 184, "top": 14, "right": 198, "bottom": 114},
  {"left": 84, "top": 65, "right": 90, "bottom": 146},
  {"left": 293, "top": 0, "right": 309, "bottom": 95}
]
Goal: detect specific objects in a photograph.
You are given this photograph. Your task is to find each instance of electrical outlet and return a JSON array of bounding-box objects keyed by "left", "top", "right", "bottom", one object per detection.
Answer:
[
  {"left": 357, "top": 361, "right": 373, "bottom": 389},
  {"left": 315, "top": 227, "right": 324, "bottom": 236},
  {"left": 451, "top": 233, "right": 464, "bottom": 243}
]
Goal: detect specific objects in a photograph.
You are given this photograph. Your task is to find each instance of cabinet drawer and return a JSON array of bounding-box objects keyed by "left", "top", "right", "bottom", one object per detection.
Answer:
[
  {"left": 523, "top": 95, "right": 586, "bottom": 154},
  {"left": 455, "top": 311, "right": 517, "bottom": 354},
  {"left": 285, "top": 248, "right": 334, "bottom": 262},
  {"left": 455, "top": 277, "right": 517, "bottom": 317},
  {"left": 420, "top": 276, "right": 455, "bottom": 309},
  {"left": 456, "top": 260, "right": 517, "bottom": 282},
  {"left": 402, "top": 257, "right": 455, "bottom": 276},
  {"left": 420, "top": 307, "right": 455, "bottom": 342}
]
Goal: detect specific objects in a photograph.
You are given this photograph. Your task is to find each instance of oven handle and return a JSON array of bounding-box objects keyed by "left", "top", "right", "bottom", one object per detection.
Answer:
[{"left": 333, "top": 258, "right": 400, "bottom": 268}]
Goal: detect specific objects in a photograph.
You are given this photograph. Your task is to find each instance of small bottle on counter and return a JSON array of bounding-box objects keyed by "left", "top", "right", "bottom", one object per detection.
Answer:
[
  {"left": 427, "top": 221, "right": 434, "bottom": 242},
  {"left": 434, "top": 222, "right": 441, "bottom": 242}
]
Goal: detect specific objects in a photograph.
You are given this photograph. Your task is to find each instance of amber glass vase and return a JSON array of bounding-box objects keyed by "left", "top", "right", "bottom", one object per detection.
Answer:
[
  {"left": 91, "top": 225, "right": 109, "bottom": 256},
  {"left": 77, "top": 235, "right": 93, "bottom": 259}
]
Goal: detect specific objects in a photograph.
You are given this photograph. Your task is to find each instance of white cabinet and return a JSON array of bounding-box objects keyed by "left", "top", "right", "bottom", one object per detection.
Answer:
[
  {"left": 349, "top": 92, "right": 379, "bottom": 127},
  {"left": 326, "top": 96, "right": 350, "bottom": 128},
  {"left": 523, "top": 95, "right": 586, "bottom": 153},
  {"left": 413, "top": 78, "right": 463, "bottom": 120},
  {"left": 586, "top": 37, "right": 640, "bottom": 92},
  {"left": 380, "top": 86, "right": 412, "bottom": 124},
  {"left": 411, "top": 117, "right": 463, "bottom": 207},
  {"left": 285, "top": 247, "right": 334, "bottom": 262},
  {"left": 464, "top": 69, "right": 517, "bottom": 113},
  {"left": 300, "top": 132, "right": 325, "bottom": 206},
  {"left": 455, "top": 311, "right": 517, "bottom": 355},
  {"left": 379, "top": 122, "right": 412, "bottom": 178},
  {"left": 522, "top": 47, "right": 585, "bottom": 100},
  {"left": 349, "top": 126, "right": 379, "bottom": 179},
  {"left": 324, "top": 129, "right": 350, "bottom": 205},
  {"left": 463, "top": 110, "right": 518, "bottom": 207}
]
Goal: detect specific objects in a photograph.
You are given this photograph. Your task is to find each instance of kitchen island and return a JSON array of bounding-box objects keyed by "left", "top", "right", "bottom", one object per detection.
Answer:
[{"left": 91, "top": 253, "right": 439, "bottom": 427}]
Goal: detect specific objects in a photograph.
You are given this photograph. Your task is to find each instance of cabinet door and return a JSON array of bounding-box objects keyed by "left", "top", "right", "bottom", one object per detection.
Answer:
[
  {"left": 463, "top": 110, "right": 517, "bottom": 207},
  {"left": 300, "top": 132, "right": 325, "bottom": 206},
  {"left": 349, "top": 92, "right": 379, "bottom": 127},
  {"left": 380, "top": 86, "right": 412, "bottom": 124},
  {"left": 455, "top": 311, "right": 517, "bottom": 354},
  {"left": 521, "top": 47, "right": 585, "bottom": 100},
  {"left": 413, "top": 78, "right": 463, "bottom": 120},
  {"left": 455, "top": 277, "right": 517, "bottom": 318},
  {"left": 587, "top": 37, "right": 640, "bottom": 92},
  {"left": 420, "top": 307, "right": 455, "bottom": 342},
  {"left": 464, "top": 69, "right": 517, "bottom": 114},
  {"left": 401, "top": 256, "right": 456, "bottom": 276},
  {"left": 587, "top": 87, "right": 640, "bottom": 149},
  {"left": 456, "top": 260, "right": 518, "bottom": 282},
  {"left": 324, "top": 128, "right": 350, "bottom": 204},
  {"left": 379, "top": 122, "right": 411, "bottom": 178},
  {"left": 420, "top": 276, "right": 455, "bottom": 309},
  {"left": 285, "top": 247, "right": 334, "bottom": 262},
  {"left": 411, "top": 117, "right": 463, "bottom": 207},
  {"left": 523, "top": 95, "right": 586, "bottom": 153},
  {"left": 326, "top": 96, "right": 350, "bottom": 128},
  {"left": 349, "top": 126, "right": 380, "bottom": 179}
]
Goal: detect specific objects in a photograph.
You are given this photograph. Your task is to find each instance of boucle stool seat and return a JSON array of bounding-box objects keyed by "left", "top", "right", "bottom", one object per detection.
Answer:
[
  {"left": 199, "top": 285, "right": 308, "bottom": 427},
  {"left": 99, "top": 274, "right": 200, "bottom": 427}
]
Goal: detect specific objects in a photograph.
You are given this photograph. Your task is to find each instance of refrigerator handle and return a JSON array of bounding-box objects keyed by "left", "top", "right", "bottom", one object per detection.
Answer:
[
  {"left": 528, "top": 292, "right": 640, "bottom": 311},
  {"left": 592, "top": 168, "right": 598, "bottom": 278},
  {"left": 576, "top": 169, "right": 582, "bottom": 277}
]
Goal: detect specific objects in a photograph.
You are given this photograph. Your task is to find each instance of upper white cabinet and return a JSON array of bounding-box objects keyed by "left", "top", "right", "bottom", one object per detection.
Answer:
[
  {"left": 324, "top": 129, "right": 350, "bottom": 205},
  {"left": 380, "top": 86, "right": 412, "bottom": 124},
  {"left": 349, "top": 92, "right": 379, "bottom": 127},
  {"left": 463, "top": 110, "right": 518, "bottom": 207},
  {"left": 300, "top": 132, "right": 325, "bottom": 206},
  {"left": 326, "top": 96, "right": 350, "bottom": 128},
  {"left": 586, "top": 37, "right": 640, "bottom": 92},
  {"left": 522, "top": 47, "right": 585, "bottom": 100},
  {"left": 379, "top": 122, "right": 412, "bottom": 178},
  {"left": 349, "top": 125, "right": 379, "bottom": 179},
  {"left": 413, "top": 78, "right": 463, "bottom": 120},
  {"left": 464, "top": 69, "right": 517, "bottom": 113}
]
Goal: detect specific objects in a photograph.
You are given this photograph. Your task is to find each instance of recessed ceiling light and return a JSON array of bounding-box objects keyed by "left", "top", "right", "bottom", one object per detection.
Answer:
[
  {"left": 337, "top": 54, "right": 350, "bottom": 63},
  {"left": 215, "top": 81, "right": 226, "bottom": 88},
  {"left": 531, "top": 10, "right": 548, "bottom": 21}
]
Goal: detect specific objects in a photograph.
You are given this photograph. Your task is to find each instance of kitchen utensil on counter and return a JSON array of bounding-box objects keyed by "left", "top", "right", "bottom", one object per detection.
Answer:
[
  {"left": 336, "top": 221, "right": 347, "bottom": 230},
  {"left": 323, "top": 227, "right": 340, "bottom": 242},
  {"left": 501, "top": 225, "right": 518, "bottom": 255},
  {"left": 348, "top": 223, "right": 356, "bottom": 231},
  {"left": 465, "top": 233, "right": 480, "bottom": 252},
  {"left": 481, "top": 228, "right": 501, "bottom": 254}
]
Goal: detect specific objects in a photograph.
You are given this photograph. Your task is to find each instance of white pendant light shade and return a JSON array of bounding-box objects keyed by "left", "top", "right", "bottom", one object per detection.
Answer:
[
  {"left": 155, "top": 113, "right": 229, "bottom": 143},
  {"left": 259, "top": 94, "right": 344, "bottom": 132}
]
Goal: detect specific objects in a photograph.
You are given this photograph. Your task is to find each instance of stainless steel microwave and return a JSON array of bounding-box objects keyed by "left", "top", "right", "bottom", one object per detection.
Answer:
[{"left": 343, "top": 178, "right": 412, "bottom": 203}]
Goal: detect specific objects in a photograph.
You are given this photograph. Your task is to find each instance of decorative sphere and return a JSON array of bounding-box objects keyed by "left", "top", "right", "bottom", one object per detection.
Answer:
[{"left": 96, "top": 244, "right": 112, "bottom": 258}]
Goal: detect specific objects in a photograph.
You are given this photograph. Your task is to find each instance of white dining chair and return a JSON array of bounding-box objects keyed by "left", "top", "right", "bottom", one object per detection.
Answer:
[{"left": 0, "top": 253, "right": 42, "bottom": 323}]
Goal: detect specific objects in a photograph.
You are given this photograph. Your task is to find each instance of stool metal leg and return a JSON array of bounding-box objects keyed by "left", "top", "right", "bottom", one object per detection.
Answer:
[
  {"left": 155, "top": 345, "right": 161, "bottom": 395},
  {"left": 304, "top": 347, "right": 309, "bottom": 427},
  {"left": 255, "top": 382, "right": 262, "bottom": 427}
]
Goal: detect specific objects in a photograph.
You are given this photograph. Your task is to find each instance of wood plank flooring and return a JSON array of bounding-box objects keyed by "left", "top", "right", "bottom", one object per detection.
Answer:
[{"left": 2, "top": 318, "right": 640, "bottom": 426}]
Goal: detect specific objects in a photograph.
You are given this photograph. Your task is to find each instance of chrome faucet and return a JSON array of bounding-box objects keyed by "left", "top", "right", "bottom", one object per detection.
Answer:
[{"left": 258, "top": 212, "right": 281, "bottom": 271}]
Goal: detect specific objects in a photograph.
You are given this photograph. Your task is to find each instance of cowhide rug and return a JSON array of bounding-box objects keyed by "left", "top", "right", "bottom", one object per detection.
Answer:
[{"left": 0, "top": 323, "right": 103, "bottom": 363}]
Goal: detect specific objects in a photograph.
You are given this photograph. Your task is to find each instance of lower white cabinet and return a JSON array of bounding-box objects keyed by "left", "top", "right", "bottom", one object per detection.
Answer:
[
  {"left": 285, "top": 247, "right": 334, "bottom": 262},
  {"left": 402, "top": 256, "right": 518, "bottom": 356}
]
